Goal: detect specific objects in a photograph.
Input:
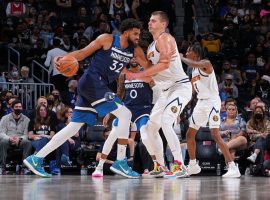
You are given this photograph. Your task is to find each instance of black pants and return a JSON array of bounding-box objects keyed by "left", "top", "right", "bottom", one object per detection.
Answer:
[{"left": 51, "top": 74, "right": 67, "bottom": 92}]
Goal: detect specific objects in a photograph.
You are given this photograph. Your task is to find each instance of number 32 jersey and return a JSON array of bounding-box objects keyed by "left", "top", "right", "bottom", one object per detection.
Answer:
[{"left": 87, "top": 35, "right": 134, "bottom": 84}]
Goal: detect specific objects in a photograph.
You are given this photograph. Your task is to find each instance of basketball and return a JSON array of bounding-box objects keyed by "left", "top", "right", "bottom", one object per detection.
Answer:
[{"left": 56, "top": 55, "right": 79, "bottom": 77}]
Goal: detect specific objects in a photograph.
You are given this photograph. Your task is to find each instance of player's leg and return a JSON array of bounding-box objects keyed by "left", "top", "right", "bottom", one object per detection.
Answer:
[
  {"left": 207, "top": 99, "right": 240, "bottom": 178},
  {"left": 93, "top": 94, "right": 139, "bottom": 178},
  {"left": 161, "top": 85, "right": 191, "bottom": 178},
  {"left": 140, "top": 97, "right": 165, "bottom": 167},
  {"left": 186, "top": 100, "right": 208, "bottom": 175},
  {"left": 24, "top": 97, "right": 96, "bottom": 177}
]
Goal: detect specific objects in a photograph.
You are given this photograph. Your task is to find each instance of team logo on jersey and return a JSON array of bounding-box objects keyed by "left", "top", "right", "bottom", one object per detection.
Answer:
[
  {"left": 212, "top": 115, "right": 219, "bottom": 122},
  {"left": 104, "top": 92, "right": 115, "bottom": 102},
  {"left": 147, "top": 51, "right": 154, "bottom": 60},
  {"left": 171, "top": 106, "right": 178, "bottom": 113}
]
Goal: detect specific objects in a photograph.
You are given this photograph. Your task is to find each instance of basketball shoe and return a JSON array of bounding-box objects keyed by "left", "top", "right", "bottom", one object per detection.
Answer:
[
  {"left": 164, "top": 160, "right": 189, "bottom": 178},
  {"left": 110, "top": 159, "right": 140, "bottom": 179},
  {"left": 23, "top": 155, "right": 52, "bottom": 178}
]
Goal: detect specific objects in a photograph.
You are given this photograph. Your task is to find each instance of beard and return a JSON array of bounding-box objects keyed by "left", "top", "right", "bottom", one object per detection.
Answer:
[{"left": 127, "top": 38, "right": 138, "bottom": 48}]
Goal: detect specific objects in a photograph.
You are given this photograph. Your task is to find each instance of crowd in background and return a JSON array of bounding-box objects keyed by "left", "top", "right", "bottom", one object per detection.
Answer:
[{"left": 0, "top": 0, "right": 270, "bottom": 176}]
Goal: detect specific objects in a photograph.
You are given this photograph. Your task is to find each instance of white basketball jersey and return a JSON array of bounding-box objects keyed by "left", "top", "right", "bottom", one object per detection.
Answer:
[
  {"left": 191, "top": 68, "right": 219, "bottom": 99},
  {"left": 147, "top": 40, "right": 188, "bottom": 90}
]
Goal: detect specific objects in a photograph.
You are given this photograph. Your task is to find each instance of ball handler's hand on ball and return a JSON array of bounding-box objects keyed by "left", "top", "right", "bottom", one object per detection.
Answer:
[{"left": 54, "top": 55, "right": 79, "bottom": 77}]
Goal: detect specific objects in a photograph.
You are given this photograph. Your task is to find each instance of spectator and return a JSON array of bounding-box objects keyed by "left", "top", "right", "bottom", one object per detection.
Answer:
[
  {"left": 0, "top": 100, "right": 31, "bottom": 174},
  {"left": 25, "top": 38, "right": 47, "bottom": 67},
  {"left": 91, "top": 20, "right": 110, "bottom": 41},
  {"left": 6, "top": 0, "right": 27, "bottom": 18},
  {"left": 255, "top": 75, "right": 270, "bottom": 101},
  {"left": 246, "top": 105, "right": 270, "bottom": 164},
  {"left": 109, "top": 0, "right": 130, "bottom": 19},
  {"left": 44, "top": 38, "right": 67, "bottom": 91},
  {"left": 201, "top": 32, "right": 222, "bottom": 54},
  {"left": 28, "top": 104, "right": 56, "bottom": 153},
  {"left": 242, "top": 97, "right": 260, "bottom": 122},
  {"left": 56, "top": 0, "right": 73, "bottom": 25},
  {"left": 56, "top": 107, "right": 81, "bottom": 167},
  {"left": 219, "top": 74, "right": 239, "bottom": 100},
  {"left": 242, "top": 51, "right": 260, "bottom": 96},
  {"left": 60, "top": 34, "right": 75, "bottom": 52},
  {"left": 220, "top": 60, "right": 243, "bottom": 86},
  {"left": 219, "top": 104, "right": 247, "bottom": 160},
  {"left": 60, "top": 79, "right": 78, "bottom": 108}
]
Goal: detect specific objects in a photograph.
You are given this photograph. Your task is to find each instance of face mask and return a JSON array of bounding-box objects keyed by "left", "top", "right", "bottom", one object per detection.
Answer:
[
  {"left": 53, "top": 95, "right": 59, "bottom": 100},
  {"left": 40, "top": 111, "right": 47, "bottom": 118},
  {"left": 12, "top": 71, "right": 19, "bottom": 77},
  {"left": 47, "top": 99, "right": 54, "bottom": 105},
  {"left": 14, "top": 109, "right": 22, "bottom": 115},
  {"left": 255, "top": 113, "right": 263, "bottom": 120}
]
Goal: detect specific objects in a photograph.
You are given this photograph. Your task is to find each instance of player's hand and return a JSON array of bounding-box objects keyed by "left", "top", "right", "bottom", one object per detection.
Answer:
[{"left": 54, "top": 56, "right": 64, "bottom": 70}]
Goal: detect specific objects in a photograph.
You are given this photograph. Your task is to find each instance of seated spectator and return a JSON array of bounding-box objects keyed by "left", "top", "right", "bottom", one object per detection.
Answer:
[
  {"left": 242, "top": 51, "right": 260, "bottom": 96},
  {"left": 255, "top": 75, "right": 270, "bottom": 101},
  {"left": 242, "top": 97, "right": 260, "bottom": 122},
  {"left": 50, "top": 89, "right": 65, "bottom": 113},
  {"left": 60, "top": 80, "right": 78, "bottom": 109},
  {"left": 246, "top": 105, "right": 270, "bottom": 164},
  {"left": 219, "top": 74, "right": 239, "bottom": 100},
  {"left": 56, "top": 107, "right": 81, "bottom": 167},
  {"left": 0, "top": 100, "right": 31, "bottom": 174},
  {"left": 219, "top": 104, "right": 247, "bottom": 160},
  {"left": 20, "top": 66, "right": 34, "bottom": 109},
  {"left": 3, "top": 96, "right": 17, "bottom": 116},
  {"left": 6, "top": 0, "right": 27, "bottom": 19},
  {"left": 28, "top": 105, "right": 56, "bottom": 153},
  {"left": 220, "top": 60, "right": 243, "bottom": 86}
]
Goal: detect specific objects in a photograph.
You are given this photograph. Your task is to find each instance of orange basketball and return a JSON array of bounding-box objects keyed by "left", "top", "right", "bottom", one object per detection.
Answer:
[{"left": 57, "top": 55, "right": 79, "bottom": 77}]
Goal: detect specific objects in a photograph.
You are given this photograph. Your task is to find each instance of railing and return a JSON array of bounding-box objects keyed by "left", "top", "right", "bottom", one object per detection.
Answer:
[
  {"left": 0, "top": 82, "right": 55, "bottom": 110},
  {"left": 8, "top": 46, "right": 20, "bottom": 72},
  {"left": 31, "top": 60, "right": 50, "bottom": 83}
]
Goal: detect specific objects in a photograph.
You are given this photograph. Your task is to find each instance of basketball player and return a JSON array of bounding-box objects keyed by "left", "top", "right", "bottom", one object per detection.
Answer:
[
  {"left": 92, "top": 58, "right": 154, "bottom": 177},
  {"left": 126, "top": 11, "right": 192, "bottom": 178},
  {"left": 180, "top": 43, "right": 241, "bottom": 178},
  {"left": 23, "top": 18, "right": 147, "bottom": 178}
]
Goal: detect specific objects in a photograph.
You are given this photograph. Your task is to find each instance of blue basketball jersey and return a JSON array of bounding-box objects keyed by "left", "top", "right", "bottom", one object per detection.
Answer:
[
  {"left": 123, "top": 79, "right": 153, "bottom": 122},
  {"left": 86, "top": 35, "right": 134, "bottom": 84}
]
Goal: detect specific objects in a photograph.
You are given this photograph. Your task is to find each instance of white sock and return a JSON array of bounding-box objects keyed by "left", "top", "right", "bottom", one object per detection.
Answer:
[
  {"left": 101, "top": 125, "right": 118, "bottom": 155},
  {"left": 189, "top": 159, "right": 197, "bottom": 165},
  {"left": 228, "top": 161, "right": 236, "bottom": 168},
  {"left": 97, "top": 159, "right": 105, "bottom": 169},
  {"left": 36, "top": 122, "right": 83, "bottom": 158},
  {"left": 117, "top": 144, "right": 127, "bottom": 160}
]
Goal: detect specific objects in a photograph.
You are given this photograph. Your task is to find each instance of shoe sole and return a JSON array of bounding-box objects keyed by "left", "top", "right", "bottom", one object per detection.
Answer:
[
  {"left": 142, "top": 172, "right": 165, "bottom": 179},
  {"left": 92, "top": 173, "right": 103, "bottom": 178},
  {"left": 188, "top": 167, "right": 201, "bottom": 175},
  {"left": 110, "top": 166, "right": 139, "bottom": 179},
  {"left": 23, "top": 159, "right": 51, "bottom": 178},
  {"left": 222, "top": 173, "right": 241, "bottom": 178}
]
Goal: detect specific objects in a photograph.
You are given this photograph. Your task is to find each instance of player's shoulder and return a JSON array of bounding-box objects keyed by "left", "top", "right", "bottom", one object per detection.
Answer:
[
  {"left": 159, "top": 32, "right": 175, "bottom": 42},
  {"left": 96, "top": 33, "right": 114, "bottom": 43}
]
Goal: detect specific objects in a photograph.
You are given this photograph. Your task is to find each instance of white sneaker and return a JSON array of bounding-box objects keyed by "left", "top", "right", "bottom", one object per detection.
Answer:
[
  {"left": 92, "top": 166, "right": 103, "bottom": 177},
  {"left": 247, "top": 154, "right": 257, "bottom": 163},
  {"left": 187, "top": 163, "right": 201, "bottom": 175},
  {"left": 222, "top": 165, "right": 241, "bottom": 178}
]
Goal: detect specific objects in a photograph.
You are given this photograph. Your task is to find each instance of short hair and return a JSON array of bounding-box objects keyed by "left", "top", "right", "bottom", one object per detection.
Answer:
[
  {"left": 151, "top": 11, "right": 169, "bottom": 27},
  {"left": 11, "top": 99, "right": 22, "bottom": 108},
  {"left": 119, "top": 18, "right": 142, "bottom": 33},
  {"left": 21, "top": 66, "right": 29, "bottom": 72}
]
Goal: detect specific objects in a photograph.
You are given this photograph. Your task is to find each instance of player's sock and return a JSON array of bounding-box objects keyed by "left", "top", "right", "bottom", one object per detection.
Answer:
[
  {"left": 117, "top": 144, "right": 127, "bottom": 160},
  {"left": 101, "top": 124, "right": 118, "bottom": 155},
  {"left": 36, "top": 122, "right": 83, "bottom": 158},
  {"left": 97, "top": 159, "right": 106, "bottom": 168}
]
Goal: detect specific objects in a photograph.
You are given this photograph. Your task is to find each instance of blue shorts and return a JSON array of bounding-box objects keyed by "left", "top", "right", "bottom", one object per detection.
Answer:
[
  {"left": 127, "top": 105, "right": 152, "bottom": 122},
  {"left": 75, "top": 70, "right": 123, "bottom": 118}
]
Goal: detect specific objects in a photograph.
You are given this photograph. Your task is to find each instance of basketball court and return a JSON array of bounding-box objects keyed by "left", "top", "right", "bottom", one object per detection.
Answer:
[{"left": 0, "top": 176, "right": 269, "bottom": 199}]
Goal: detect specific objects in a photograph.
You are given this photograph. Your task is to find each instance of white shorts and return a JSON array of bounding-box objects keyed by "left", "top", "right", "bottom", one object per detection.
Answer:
[
  {"left": 189, "top": 96, "right": 221, "bottom": 130},
  {"left": 149, "top": 82, "right": 192, "bottom": 126}
]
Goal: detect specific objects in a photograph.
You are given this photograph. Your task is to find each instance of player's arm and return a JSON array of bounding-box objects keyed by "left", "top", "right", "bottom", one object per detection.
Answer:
[
  {"left": 180, "top": 54, "right": 213, "bottom": 74},
  {"left": 127, "top": 35, "right": 172, "bottom": 80},
  {"left": 134, "top": 46, "right": 152, "bottom": 69},
  {"left": 63, "top": 34, "right": 111, "bottom": 61},
  {"left": 116, "top": 73, "right": 126, "bottom": 100}
]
